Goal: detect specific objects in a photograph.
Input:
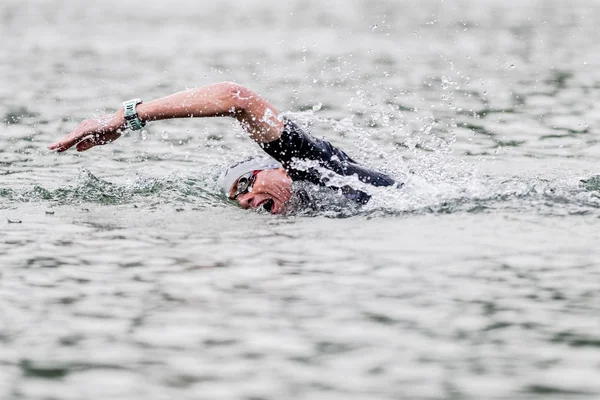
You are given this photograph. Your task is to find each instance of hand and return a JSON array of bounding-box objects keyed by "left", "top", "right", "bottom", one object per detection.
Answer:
[{"left": 49, "top": 111, "right": 126, "bottom": 152}]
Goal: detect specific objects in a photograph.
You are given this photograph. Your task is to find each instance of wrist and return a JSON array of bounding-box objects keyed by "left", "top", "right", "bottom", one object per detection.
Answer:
[
  {"left": 112, "top": 109, "right": 127, "bottom": 130},
  {"left": 122, "top": 98, "right": 146, "bottom": 131},
  {"left": 135, "top": 103, "right": 151, "bottom": 122}
]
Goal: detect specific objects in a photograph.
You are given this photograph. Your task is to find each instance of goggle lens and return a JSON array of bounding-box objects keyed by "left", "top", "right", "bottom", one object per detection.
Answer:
[{"left": 232, "top": 170, "right": 259, "bottom": 199}]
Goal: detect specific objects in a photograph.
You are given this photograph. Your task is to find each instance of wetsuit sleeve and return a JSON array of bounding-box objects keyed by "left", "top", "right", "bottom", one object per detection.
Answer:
[
  {"left": 260, "top": 118, "right": 338, "bottom": 164},
  {"left": 260, "top": 118, "right": 395, "bottom": 188}
]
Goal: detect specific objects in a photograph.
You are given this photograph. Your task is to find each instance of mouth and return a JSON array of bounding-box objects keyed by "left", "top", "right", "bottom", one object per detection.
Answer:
[{"left": 261, "top": 199, "right": 275, "bottom": 213}]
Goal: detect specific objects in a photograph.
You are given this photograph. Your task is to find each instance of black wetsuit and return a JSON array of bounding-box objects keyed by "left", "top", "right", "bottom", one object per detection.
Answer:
[{"left": 260, "top": 118, "right": 396, "bottom": 204}]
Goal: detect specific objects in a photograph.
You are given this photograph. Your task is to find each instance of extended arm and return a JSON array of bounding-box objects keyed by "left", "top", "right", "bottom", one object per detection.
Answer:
[{"left": 49, "top": 82, "right": 284, "bottom": 152}]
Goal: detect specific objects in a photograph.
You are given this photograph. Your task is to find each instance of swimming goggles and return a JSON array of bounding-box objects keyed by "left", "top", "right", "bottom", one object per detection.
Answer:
[{"left": 231, "top": 170, "right": 260, "bottom": 199}]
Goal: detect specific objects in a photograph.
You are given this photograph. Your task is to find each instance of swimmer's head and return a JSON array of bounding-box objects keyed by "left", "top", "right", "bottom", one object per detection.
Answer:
[{"left": 219, "top": 156, "right": 292, "bottom": 214}]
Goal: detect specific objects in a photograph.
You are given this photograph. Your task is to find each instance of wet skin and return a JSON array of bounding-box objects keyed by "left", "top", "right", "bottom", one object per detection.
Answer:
[{"left": 230, "top": 168, "right": 292, "bottom": 214}]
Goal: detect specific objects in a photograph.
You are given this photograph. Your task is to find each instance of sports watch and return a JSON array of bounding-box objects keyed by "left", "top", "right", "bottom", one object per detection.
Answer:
[{"left": 122, "top": 98, "right": 146, "bottom": 131}]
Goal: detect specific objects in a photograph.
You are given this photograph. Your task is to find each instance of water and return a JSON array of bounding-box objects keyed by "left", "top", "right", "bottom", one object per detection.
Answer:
[{"left": 1, "top": 0, "right": 600, "bottom": 399}]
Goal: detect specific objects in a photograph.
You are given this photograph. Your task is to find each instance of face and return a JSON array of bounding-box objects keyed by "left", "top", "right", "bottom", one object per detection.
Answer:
[{"left": 230, "top": 168, "right": 292, "bottom": 214}]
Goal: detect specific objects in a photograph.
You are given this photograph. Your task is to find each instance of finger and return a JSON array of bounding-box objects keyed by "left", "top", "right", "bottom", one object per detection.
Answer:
[
  {"left": 76, "top": 131, "right": 122, "bottom": 152},
  {"left": 49, "top": 119, "right": 101, "bottom": 152},
  {"left": 49, "top": 136, "right": 78, "bottom": 152},
  {"left": 49, "top": 131, "right": 88, "bottom": 152},
  {"left": 49, "top": 130, "right": 85, "bottom": 152},
  {"left": 75, "top": 138, "right": 95, "bottom": 152}
]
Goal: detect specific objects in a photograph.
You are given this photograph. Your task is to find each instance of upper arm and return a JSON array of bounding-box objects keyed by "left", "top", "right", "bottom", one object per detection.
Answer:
[
  {"left": 260, "top": 118, "right": 344, "bottom": 167},
  {"left": 228, "top": 83, "right": 284, "bottom": 144}
]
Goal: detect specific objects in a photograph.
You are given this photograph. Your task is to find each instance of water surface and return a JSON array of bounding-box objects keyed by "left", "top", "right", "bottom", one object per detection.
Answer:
[{"left": 1, "top": 0, "right": 600, "bottom": 399}]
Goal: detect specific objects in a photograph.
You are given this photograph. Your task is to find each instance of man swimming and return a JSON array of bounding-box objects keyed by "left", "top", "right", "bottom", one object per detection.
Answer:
[{"left": 49, "top": 82, "right": 396, "bottom": 214}]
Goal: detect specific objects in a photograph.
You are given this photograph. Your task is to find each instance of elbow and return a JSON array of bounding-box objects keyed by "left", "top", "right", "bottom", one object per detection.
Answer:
[{"left": 220, "top": 81, "right": 255, "bottom": 112}]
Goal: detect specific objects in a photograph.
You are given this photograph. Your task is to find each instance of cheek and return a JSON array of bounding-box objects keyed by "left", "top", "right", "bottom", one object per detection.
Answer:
[
  {"left": 257, "top": 177, "right": 288, "bottom": 196},
  {"left": 283, "top": 179, "right": 292, "bottom": 193},
  {"left": 274, "top": 176, "right": 292, "bottom": 192},
  {"left": 250, "top": 180, "right": 268, "bottom": 194}
]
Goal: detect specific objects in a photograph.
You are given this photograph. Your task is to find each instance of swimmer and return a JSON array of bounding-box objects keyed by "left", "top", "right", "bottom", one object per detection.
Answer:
[{"left": 49, "top": 82, "right": 397, "bottom": 214}]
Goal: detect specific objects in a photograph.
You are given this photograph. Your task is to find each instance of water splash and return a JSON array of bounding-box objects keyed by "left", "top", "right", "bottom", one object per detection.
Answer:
[
  {"left": 0, "top": 169, "right": 222, "bottom": 208},
  {"left": 4, "top": 137, "right": 599, "bottom": 219}
]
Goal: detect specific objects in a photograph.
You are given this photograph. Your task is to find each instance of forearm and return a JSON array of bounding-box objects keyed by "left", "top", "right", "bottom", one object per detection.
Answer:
[
  {"left": 130, "top": 81, "right": 283, "bottom": 143},
  {"left": 49, "top": 81, "right": 283, "bottom": 153},
  {"left": 136, "top": 82, "right": 240, "bottom": 122}
]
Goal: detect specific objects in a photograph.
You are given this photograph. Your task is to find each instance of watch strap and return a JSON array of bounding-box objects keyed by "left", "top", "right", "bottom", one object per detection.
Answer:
[{"left": 123, "top": 98, "right": 146, "bottom": 131}]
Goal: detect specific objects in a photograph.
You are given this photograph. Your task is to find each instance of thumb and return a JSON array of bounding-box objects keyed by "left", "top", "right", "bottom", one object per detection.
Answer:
[
  {"left": 76, "top": 138, "right": 95, "bottom": 152},
  {"left": 76, "top": 131, "right": 122, "bottom": 152}
]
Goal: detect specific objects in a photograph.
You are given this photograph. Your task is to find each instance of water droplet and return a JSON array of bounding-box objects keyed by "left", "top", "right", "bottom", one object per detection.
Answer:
[
  {"left": 370, "top": 24, "right": 378, "bottom": 31},
  {"left": 161, "top": 131, "right": 169, "bottom": 140},
  {"left": 509, "top": 64, "right": 515, "bottom": 69}
]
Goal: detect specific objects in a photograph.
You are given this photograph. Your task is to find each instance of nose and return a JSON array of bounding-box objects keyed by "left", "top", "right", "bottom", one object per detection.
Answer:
[{"left": 236, "top": 193, "right": 254, "bottom": 209}]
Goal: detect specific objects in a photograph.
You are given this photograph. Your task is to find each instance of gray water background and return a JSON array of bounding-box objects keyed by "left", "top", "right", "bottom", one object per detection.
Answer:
[{"left": 1, "top": 0, "right": 600, "bottom": 399}]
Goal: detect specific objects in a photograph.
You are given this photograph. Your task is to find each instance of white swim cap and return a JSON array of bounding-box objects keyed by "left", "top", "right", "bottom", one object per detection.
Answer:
[{"left": 218, "top": 156, "right": 282, "bottom": 197}]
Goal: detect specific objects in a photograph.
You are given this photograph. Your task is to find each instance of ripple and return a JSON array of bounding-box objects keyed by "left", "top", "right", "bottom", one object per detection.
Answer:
[{"left": 3, "top": 0, "right": 600, "bottom": 399}]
